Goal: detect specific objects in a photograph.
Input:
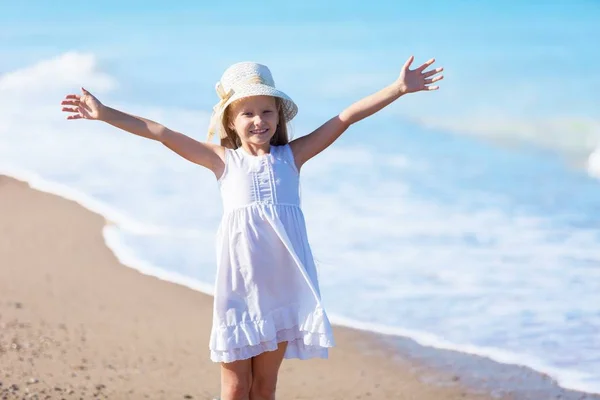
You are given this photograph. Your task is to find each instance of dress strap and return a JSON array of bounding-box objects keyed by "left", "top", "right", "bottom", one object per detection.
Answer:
[{"left": 282, "top": 143, "right": 299, "bottom": 174}]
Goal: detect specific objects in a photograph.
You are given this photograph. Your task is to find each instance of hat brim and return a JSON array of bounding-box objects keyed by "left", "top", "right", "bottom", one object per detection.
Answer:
[{"left": 217, "top": 83, "right": 298, "bottom": 123}]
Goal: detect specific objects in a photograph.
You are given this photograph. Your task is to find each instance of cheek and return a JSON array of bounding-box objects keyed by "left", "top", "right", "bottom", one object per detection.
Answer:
[{"left": 232, "top": 118, "right": 249, "bottom": 134}]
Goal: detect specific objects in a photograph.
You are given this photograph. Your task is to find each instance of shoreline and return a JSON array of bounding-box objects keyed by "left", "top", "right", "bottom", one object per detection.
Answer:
[{"left": 0, "top": 174, "right": 597, "bottom": 399}]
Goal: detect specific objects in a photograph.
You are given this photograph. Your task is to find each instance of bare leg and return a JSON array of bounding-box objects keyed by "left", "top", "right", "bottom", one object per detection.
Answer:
[
  {"left": 250, "top": 341, "right": 288, "bottom": 400},
  {"left": 220, "top": 358, "right": 252, "bottom": 400}
]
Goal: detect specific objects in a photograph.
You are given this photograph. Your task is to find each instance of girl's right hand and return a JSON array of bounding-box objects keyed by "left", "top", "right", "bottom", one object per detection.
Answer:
[{"left": 61, "top": 88, "right": 104, "bottom": 120}]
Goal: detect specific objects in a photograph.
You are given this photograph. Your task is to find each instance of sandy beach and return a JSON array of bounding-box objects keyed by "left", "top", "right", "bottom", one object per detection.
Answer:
[{"left": 0, "top": 175, "right": 542, "bottom": 399}]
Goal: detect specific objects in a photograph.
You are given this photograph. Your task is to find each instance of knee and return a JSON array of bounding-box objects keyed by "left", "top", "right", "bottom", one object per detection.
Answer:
[
  {"left": 251, "top": 375, "right": 278, "bottom": 399},
  {"left": 222, "top": 377, "right": 251, "bottom": 400}
]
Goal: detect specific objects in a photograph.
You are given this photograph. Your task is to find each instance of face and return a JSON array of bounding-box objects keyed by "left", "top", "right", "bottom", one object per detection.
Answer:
[{"left": 227, "top": 96, "right": 279, "bottom": 148}]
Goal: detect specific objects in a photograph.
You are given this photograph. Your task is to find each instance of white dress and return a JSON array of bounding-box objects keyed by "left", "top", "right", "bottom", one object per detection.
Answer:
[{"left": 209, "top": 144, "right": 335, "bottom": 363}]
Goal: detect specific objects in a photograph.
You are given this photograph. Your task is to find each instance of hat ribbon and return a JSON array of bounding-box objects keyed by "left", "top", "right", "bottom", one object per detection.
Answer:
[{"left": 207, "top": 82, "right": 234, "bottom": 140}]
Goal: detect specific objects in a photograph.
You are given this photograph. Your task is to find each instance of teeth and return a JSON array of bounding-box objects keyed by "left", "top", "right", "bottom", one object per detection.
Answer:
[{"left": 252, "top": 129, "right": 267, "bottom": 134}]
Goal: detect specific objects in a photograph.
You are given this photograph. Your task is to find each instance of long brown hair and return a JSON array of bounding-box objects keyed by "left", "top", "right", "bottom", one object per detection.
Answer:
[{"left": 220, "top": 97, "right": 289, "bottom": 149}]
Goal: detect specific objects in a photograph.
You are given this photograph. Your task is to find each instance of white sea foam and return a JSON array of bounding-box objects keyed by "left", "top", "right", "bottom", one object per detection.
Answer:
[
  {"left": 102, "top": 225, "right": 215, "bottom": 295},
  {"left": 403, "top": 112, "right": 600, "bottom": 177},
  {"left": 0, "top": 52, "right": 116, "bottom": 95},
  {"left": 329, "top": 315, "right": 600, "bottom": 395},
  {"left": 0, "top": 164, "right": 202, "bottom": 238},
  {"left": 588, "top": 147, "right": 600, "bottom": 179}
]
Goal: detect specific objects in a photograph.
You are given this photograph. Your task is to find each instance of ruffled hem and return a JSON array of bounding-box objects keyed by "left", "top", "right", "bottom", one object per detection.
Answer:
[
  {"left": 210, "top": 330, "right": 329, "bottom": 363},
  {"left": 209, "top": 305, "right": 335, "bottom": 363}
]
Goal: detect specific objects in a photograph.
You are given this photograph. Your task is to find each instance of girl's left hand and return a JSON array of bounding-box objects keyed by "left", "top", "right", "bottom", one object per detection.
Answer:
[{"left": 396, "top": 56, "right": 444, "bottom": 94}]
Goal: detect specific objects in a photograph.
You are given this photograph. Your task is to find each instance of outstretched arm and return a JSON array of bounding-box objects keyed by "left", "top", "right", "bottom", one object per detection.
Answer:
[
  {"left": 290, "top": 56, "right": 443, "bottom": 169},
  {"left": 61, "top": 88, "right": 225, "bottom": 177}
]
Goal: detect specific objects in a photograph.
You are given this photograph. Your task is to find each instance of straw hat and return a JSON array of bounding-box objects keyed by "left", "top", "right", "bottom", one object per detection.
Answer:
[{"left": 207, "top": 62, "right": 298, "bottom": 141}]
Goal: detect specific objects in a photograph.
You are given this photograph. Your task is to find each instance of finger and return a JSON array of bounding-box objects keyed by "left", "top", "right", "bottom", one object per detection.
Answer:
[
  {"left": 402, "top": 55, "right": 414, "bottom": 71},
  {"left": 64, "top": 94, "right": 81, "bottom": 100},
  {"left": 416, "top": 58, "right": 435, "bottom": 72},
  {"left": 425, "top": 85, "right": 440, "bottom": 91},
  {"left": 61, "top": 100, "right": 79, "bottom": 106},
  {"left": 62, "top": 107, "right": 79, "bottom": 113},
  {"left": 425, "top": 75, "right": 444, "bottom": 84},
  {"left": 66, "top": 114, "right": 83, "bottom": 120},
  {"left": 423, "top": 67, "right": 443, "bottom": 78}
]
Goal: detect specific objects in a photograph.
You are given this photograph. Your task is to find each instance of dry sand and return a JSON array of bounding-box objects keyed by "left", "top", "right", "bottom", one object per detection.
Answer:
[{"left": 0, "top": 175, "right": 502, "bottom": 399}]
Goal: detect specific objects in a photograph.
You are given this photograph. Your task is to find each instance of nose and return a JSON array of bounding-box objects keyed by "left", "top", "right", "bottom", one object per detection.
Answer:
[{"left": 252, "top": 115, "right": 264, "bottom": 125}]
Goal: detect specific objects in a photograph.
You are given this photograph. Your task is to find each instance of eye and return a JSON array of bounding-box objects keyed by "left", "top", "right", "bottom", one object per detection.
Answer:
[
  {"left": 263, "top": 110, "right": 273, "bottom": 114},
  {"left": 242, "top": 112, "right": 253, "bottom": 117}
]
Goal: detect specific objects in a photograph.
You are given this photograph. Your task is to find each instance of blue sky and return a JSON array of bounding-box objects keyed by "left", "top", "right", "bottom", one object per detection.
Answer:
[{"left": 2, "top": 1, "right": 598, "bottom": 22}]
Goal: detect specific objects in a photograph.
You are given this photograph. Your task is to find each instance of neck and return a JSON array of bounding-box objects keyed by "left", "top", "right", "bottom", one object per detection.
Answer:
[{"left": 241, "top": 142, "right": 271, "bottom": 156}]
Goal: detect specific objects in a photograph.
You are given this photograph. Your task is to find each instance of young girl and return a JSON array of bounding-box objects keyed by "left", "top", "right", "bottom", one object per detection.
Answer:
[{"left": 61, "top": 57, "right": 443, "bottom": 400}]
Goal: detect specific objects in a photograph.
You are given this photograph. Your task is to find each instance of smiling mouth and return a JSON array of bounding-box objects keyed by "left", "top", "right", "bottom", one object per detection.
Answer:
[{"left": 251, "top": 129, "right": 269, "bottom": 134}]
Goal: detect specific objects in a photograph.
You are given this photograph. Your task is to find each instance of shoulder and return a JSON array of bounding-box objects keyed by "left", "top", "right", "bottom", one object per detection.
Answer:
[
  {"left": 272, "top": 144, "right": 298, "bottom": 173},
  {"left": 270, "top": 144, "right": 292, "bottom": 160},
  {"left": 272, "top": 143, "right": 287, "bottom": 153}
]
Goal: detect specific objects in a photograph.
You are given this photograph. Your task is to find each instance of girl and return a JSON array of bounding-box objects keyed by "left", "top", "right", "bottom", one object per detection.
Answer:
[{"left": 61, "top": 57, "right": 443, "bottom": 400}]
